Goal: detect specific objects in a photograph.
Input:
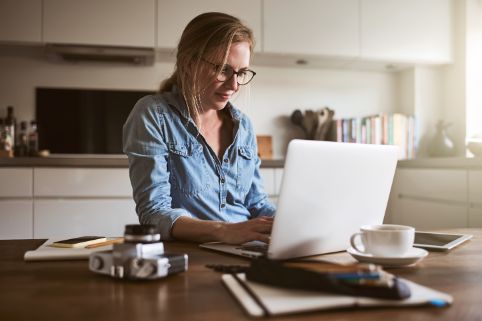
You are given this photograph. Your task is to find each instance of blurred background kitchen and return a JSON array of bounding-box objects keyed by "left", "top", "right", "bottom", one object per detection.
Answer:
[{"left": 0, "top": 0, "right": 481, "bottom": 239}]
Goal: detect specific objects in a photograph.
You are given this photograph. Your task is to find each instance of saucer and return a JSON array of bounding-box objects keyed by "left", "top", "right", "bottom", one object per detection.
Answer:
[{"left": 346, "top": 247, "right": 428, "bottom": 267}]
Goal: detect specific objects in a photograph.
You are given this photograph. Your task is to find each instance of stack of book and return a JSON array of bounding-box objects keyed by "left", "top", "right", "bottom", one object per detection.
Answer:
[{"left": 334, "top": 113, "right": 416, "bottom": 160}]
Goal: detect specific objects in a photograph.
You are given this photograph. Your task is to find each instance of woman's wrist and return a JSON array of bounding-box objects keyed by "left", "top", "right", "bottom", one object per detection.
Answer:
[{"left": 213, "top": 221, "right": 227, "bottom": 242}]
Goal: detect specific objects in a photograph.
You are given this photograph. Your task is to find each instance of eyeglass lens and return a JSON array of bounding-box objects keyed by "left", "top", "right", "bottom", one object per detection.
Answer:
[{"left": 218, "top": 65, "right": 255, "bottom": 85}]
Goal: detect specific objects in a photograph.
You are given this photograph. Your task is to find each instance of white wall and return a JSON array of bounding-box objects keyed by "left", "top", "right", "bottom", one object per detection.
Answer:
[{"left": 0, "top": 47, "right": 398, "bottom": 158}]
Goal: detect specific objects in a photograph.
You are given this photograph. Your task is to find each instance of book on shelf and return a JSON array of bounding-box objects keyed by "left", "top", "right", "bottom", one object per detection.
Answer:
[{"left": 333, "top": 113, "right": 416, "bottom": 160}]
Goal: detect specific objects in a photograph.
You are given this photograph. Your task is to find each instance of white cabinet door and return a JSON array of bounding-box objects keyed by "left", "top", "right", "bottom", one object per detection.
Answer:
[
  {"left": 0, "top": 201, "right": 33, "bottom": 239},
  {"left": 469, "top": 208, "right": 482, "bottom": 228},
  {"left": 394, "top": 168, "right": 467, "bottom": 202},
  {"left": 468, "top": 170, "right": 482, "bottom": 227},
  {"left": 259, "top": 168, "right": 275, "bottom": 196},
  {"left": 263, "top": 0, "right": 359, "bottom": 57},
  {"left": 34, "top": 199, "right": 138, "bottom": 238},
  {"left": 468, "top": 170, "right": 482, "bottom": 205},
  {"left": 157, "top": 0, "right": 262, "bottom": 52},
  {"left": 0, "top": 168, "right": 33, "bottom": 239},
  {"left": 0, "top": 168, "right": 33, "bottom": 197},
  {"left": 34, "top": 168, "right": 132, "bottom": 197},
  {"left": 389, "top": 168, "right": 467, "bottom": 228},
  {"left": 43, "top": 0, "right": 156, "bottom": 47},
  {"left": 396, "top": 198, "right": 467, "bottom": 229},
  {"left": 0, "top": 0, "right": 42, "bottom": 43},
  {"left": 360, "top": 0, "right": 452, "bottom": 63}
]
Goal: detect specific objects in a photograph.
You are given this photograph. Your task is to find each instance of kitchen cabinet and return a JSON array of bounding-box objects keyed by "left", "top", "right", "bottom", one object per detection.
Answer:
[
  {"left": 33, "top": 168, "right": 137, "bottom": 238},
  {"left": 0, "top": 168, "right": 33, "bottom": 239},
  {"left": 389, "top": 168, "right": 468, "bottom": 229},
  {"left": 0, "top": 0, "right": 42, "bottom": 43},
  {"left": 360, "top": 0, "right": 452, "bottom": 63},
  {"left": 34, "top": 168, "right": 133, "bottom": 197},
  {"left": 259, "top": 168, "right": 283, "bottom": 205},
  {"left": 468, "top": 170, "right": 482, "bottom": 227},
  {"left": 157, "top": 0, "right": 262, "bottom": 52},
  {"left": 263, "top": 0, "right": 359, "bottom": 57},
  {"left": 43, "top": 0, "right": 156, "bottom": 47},
  {"left": 34, "top": 199, "right": 137, "bottom": 238}
]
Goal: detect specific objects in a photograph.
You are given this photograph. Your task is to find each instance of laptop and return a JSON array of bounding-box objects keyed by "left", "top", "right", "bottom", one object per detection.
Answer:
[{"left": 200, "top": 139, "right": 399, "bottom": 260}]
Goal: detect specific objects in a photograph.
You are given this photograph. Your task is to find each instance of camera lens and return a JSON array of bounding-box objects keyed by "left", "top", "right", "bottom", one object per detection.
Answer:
[{"left": 124, "top": 224, "right": 161, "bottom": 243}]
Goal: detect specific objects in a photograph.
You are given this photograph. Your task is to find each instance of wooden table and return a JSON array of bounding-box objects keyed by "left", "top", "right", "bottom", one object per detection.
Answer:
[{"left": 1, "top": 229, "right": 481, "bottom": 321}]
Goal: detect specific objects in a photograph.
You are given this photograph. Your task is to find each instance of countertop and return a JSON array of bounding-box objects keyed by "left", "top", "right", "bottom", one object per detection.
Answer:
[{"left": 1, "top": 155, "right": 482, "bottom": 169}]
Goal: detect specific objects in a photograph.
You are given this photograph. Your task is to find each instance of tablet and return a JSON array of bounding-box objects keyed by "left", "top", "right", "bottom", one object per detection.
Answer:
[{"left": 414, "top": 231, "right": 473, "bottom": 251}]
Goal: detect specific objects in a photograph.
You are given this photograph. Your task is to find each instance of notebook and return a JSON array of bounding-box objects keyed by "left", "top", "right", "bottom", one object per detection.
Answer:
[
  {"left": 24, "top": 239, "right": 114, "bottom": 261},
  {"left": 201, "top": 140, "right": 398, "bottom": 259},
  {"left": 222, "top": 273, "right": 453, "bottom": 317}
]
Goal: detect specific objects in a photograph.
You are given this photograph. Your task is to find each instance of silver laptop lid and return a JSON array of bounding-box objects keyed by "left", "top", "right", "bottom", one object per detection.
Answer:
[{"left": 268, "top": 140, "right": 398, "bottom": 259}]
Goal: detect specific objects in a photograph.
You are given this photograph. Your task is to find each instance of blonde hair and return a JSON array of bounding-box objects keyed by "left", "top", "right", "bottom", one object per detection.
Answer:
[{"left": 159, "top": 12, "right": 254, "bottom": 124}]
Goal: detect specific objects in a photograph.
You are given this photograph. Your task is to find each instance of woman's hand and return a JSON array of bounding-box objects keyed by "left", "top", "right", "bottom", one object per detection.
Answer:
[{"left": 217, "top": 216, "right": 274, "bottom": 244}]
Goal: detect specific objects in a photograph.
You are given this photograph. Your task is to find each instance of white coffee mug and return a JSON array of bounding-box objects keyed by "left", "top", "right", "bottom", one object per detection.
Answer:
[{"left": 350, "top": 224, "right": 415, "bottom": 257}]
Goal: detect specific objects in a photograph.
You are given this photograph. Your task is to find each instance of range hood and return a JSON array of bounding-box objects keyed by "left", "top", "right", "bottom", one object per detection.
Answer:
[{"left": 45, "top": 44, "right": 155, "bottom": 65}]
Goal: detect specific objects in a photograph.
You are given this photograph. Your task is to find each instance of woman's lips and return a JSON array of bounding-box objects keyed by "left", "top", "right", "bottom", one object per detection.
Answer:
[{"left": 216, "top": 93, "right": 231, "bottom": 100}]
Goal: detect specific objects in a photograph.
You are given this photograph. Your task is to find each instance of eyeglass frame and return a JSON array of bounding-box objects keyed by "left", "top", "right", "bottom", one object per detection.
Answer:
[{"left": 202, "top": 59, "right": 257, "bottom": 85}]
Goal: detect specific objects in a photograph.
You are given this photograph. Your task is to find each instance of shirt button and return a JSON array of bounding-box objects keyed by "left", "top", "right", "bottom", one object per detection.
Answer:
[
  {"left": 221, "top": 178, "right": 225, "bottom": 184},
  {"left": 223, "top": 158, "right": 228, "bottom": 163},
  {"left": 221, "top": 204, "right": 226, "bottom": 208}
]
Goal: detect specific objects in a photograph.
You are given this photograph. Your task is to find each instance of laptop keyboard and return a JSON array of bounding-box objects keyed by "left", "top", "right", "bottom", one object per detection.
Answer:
[{"left": 237, "top": 243, "right": 269, "bottom": 254}]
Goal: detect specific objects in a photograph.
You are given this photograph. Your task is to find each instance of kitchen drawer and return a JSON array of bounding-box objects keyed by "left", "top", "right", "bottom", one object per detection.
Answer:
[
  {"left": 469, "top": 208, "right": 482, "bottom": 228},
  {"left": 0, "top": 200, "right": 33, "bottom": 239},
  {"left": 468, "top": 170, "right": 482, "bottom": 204},
  {"left": 0, "top": 168, "right": 33, "bottom": 197},
  {"left": 34, "top": 199, "right": 138, "bottom": 238},
  {"left": 34, "top": 168, "right": 132, "bottom": 197},
  {"left": 395, "top": 198, "right": 467, "bottom": 229},
  {"left": 394, "top": 168, "right": 467, "bottom": 202}
]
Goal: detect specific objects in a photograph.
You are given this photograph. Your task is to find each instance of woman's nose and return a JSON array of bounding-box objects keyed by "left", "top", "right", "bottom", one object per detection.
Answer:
[{"left": 224, "top": 74, "right": 239, "bottom": 90}]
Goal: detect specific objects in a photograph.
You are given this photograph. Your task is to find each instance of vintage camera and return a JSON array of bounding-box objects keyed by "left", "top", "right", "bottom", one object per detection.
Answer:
[{"left": 89, "top": 224, "right": 188, "bottom": 280}]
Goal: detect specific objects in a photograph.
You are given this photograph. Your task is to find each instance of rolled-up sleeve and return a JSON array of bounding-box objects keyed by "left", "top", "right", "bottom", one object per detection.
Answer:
[{"left": 122, "top": 96, "right": 191, "bottom": 240}]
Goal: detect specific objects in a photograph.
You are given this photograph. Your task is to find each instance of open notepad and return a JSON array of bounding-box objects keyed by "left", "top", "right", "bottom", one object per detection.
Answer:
[
  {"left": 24, "top": 239, "right": 114, "bottom": 261},
  {"left": 222, "top": 273, "right": 453, "bottom": 317}
]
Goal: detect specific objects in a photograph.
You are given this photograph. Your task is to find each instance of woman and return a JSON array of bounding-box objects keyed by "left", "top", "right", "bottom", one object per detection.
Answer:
[{"left": 123, "top": 12, "right": 276, "bottom": 244}]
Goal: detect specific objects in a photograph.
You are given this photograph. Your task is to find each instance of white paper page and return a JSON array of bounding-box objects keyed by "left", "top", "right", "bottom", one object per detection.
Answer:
[{"left": 24, "top": 239, "right": 114, "bottom": 261}]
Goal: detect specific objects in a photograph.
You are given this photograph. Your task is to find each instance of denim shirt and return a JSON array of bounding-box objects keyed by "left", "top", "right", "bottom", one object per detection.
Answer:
[{"left": 123, "top": 87, "right": 276, "bottom": 240}]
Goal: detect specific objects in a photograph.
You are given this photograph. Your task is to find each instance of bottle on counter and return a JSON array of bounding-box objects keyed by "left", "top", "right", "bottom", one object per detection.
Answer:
[
  {"left": 28, "top": 120, "right": 39, "bottom": 157},
  {"left": 4, "top": 113, "right": 15, "bottom": 152},
  {"left": 15, "top": 121, "right": 29, "bottom": 157},
  {"left": 5, "top": 106, "right": 16, "bottom": 148},
  {"left": 0, "top": 118, "right": 5, "bottom": 151}
]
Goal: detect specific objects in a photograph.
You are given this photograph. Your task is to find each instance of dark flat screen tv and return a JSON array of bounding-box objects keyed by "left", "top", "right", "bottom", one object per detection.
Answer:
[{"left": 36, "top": 88, "right": 155, "bottom": 154}]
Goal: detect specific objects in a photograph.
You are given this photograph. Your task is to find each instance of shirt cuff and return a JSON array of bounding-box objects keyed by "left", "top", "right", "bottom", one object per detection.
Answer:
[{"left": 139, "top": 208, "right": 192, "bottom": 241}]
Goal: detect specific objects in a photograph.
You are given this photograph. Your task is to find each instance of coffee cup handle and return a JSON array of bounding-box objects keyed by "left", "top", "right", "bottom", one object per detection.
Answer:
[{"left": 350, "top": 232, "right": 366, "bottom": 253}]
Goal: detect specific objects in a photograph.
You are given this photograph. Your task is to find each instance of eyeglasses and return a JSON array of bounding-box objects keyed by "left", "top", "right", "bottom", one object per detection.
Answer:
[{"left": 203, "top": 60, "right": 256, "bottom": 85}]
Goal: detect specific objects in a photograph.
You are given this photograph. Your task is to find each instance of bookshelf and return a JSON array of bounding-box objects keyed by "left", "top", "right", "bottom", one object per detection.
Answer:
[{"left": 334, "top": 113, "right": 416, "bottom": 160}]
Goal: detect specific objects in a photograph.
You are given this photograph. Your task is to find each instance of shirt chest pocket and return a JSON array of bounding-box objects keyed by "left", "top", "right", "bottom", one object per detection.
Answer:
[
  {"left": 168, "top": 142, "right": 209, "bottom": 196},
  {"left": 236, "top": 146, "right": 256, "bottom": 193}
]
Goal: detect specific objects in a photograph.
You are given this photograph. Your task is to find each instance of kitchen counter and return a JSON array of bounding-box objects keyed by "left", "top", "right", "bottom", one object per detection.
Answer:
[
  {"left": 2, "top": 155, "right": 481, "bottom": 169},
  {"left": 398, "top": 157, "right": 482, "bottom": 169},
  {"left": 0, "top": 155, "right": 285, "bottom": 168}
]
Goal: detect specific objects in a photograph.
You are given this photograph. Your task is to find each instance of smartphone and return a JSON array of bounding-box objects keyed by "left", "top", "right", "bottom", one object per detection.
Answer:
[
  {"left": 50, "top": 236, "right": 107, "bottom": 248},
  {"left": 414, "top": 231, "right": 472, "bottom": 251}
]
